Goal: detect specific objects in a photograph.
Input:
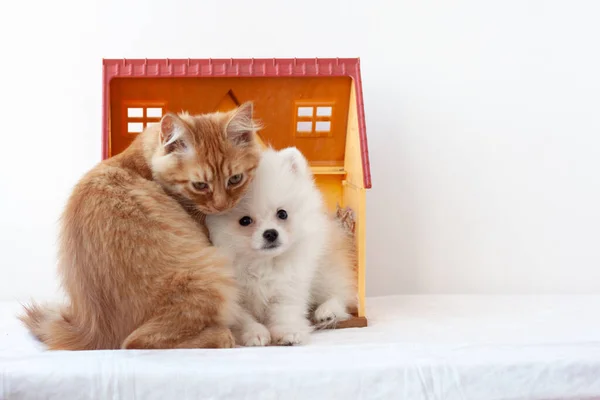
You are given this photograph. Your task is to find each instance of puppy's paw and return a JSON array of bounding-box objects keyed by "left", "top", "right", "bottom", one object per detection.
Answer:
[
  {"left": 271, "top": 330, "right": 309, "bottom": 346},
  {"left": 314, "top": 298, "right": 350, "bottom": 327},
  {"left": 269, "top": 323, "right": 311, "bottom": 346},
  {"left": 241, "top": 323, "right": 271, "bottom": 347}
]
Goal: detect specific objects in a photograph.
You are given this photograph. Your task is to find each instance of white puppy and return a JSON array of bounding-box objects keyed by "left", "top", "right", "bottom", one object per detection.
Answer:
[{"left": 206, "top": 147, "right": 356, "bottom": 346}]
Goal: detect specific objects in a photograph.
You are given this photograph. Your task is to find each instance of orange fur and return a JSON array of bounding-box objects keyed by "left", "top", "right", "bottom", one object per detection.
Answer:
[{"left": 20, "top": 103, "right": 261, "bottom": 350}]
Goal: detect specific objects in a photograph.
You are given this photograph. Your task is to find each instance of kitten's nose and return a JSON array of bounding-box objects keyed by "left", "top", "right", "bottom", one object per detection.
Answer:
[
  {"left": 263, "top": 229, "right": 279, "bottom": 242},
  {"left": 212, "top": 199, "right": 228, "bottom": 212}
]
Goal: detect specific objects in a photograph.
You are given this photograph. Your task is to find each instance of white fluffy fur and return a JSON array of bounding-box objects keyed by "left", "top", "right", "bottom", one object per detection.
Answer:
[{"left": 206, "top": 147, "right": 356, "bottom": 346}]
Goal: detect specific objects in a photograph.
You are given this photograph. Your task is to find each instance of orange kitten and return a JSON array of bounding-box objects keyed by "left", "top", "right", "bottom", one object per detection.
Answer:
[{"left": 20, "top": 103, "right": 261, "bottom": 350}]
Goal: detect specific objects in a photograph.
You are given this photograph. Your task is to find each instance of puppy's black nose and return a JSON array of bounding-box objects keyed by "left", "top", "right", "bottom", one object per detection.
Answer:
[{"left": 263, "top": 229, "right": 279, "bottom": 242}]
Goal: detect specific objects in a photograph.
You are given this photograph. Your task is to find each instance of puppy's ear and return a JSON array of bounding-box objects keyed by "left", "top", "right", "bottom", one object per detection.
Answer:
[
  {"left": 225, "top": 101, "right": 261, "bottom": 146},
  {"left": 279, "top": 147, "right": 310, "bottom": 175},
  {"left": 159, "top": 113, "right": 192, "bottom": 154}
]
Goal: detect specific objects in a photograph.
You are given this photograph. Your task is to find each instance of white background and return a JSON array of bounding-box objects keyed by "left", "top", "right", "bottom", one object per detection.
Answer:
[{"left": 1, "top": 0, "right": 599, "bottom": 300}]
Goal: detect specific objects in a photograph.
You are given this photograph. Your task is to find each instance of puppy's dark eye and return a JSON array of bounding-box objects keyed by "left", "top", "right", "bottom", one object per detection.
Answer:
[
  {"left": 228, "top": 174, "right": 243, "bottom": 185},
  {"left": 192, "top": 182, "right": 209, "bottom": 191},
  {"left": 277, "top": 209, "right": 288, "bottom": 220},
  {"left": 239, "top": 216, "right": 253, "bottom": 226}
]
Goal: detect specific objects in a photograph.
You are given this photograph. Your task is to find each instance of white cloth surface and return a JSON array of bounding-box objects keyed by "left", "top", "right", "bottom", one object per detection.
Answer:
[{"left": 2, "top": 295, "right": 600, "bottom": 399}]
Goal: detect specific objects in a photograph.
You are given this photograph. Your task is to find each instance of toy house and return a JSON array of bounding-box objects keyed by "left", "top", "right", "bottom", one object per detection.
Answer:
[{"left": 102, "top": 58, "right": 371, "bottom": 328}]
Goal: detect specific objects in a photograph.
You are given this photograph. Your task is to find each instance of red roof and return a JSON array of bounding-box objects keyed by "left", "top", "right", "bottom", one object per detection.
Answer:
[{"left": 102, "top": 58, "right": 371, "bottom": 188}]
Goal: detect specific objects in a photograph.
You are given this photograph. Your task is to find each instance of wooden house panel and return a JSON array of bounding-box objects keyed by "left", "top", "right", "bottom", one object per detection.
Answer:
[{"left": 109, "top": 77, "right": 352, "bottom": 165}]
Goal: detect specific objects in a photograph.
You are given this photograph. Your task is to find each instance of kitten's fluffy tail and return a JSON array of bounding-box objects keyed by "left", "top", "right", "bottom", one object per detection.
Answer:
[{"left": 19, "top": 303, "right": 91, "bottom": 350}]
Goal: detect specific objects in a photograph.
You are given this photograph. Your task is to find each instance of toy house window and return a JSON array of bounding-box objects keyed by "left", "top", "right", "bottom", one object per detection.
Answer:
[
  {"left": 126, "top": 106, "right": 163, "bottom": 134},
  {"left": 294, "top": 103, "right": 334, "bottom": 137}
]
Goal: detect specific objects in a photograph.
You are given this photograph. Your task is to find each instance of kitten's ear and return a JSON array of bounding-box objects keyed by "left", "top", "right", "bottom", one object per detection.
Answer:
[
  {"left": 160, "top": 113, "right": 190, "bottom": 153},
  {"left": 279, "top": 147, "right": 310, "bottom": 175},
  {"left": 225, "top": 101, "right": 260, "bottom": 146}
]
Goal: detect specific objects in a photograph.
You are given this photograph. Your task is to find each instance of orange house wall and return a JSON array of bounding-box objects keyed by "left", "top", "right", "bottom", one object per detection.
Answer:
[{"left": 109, "top": 77, "right": 352, "bottom": 166}]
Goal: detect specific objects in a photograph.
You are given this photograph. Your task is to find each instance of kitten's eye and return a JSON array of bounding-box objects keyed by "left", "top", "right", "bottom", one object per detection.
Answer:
[
  {"left": 277, "top": 209, "right": 288, "bottom": 220},
  {"left": 228, "top": 174, "right": 243, "bottom": 186},
  {"left": 192, "top": 182, "right": 209, "bottom": 191},
  {"left": 239, "top": 216, "right": 253, "bottom": 226}
]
